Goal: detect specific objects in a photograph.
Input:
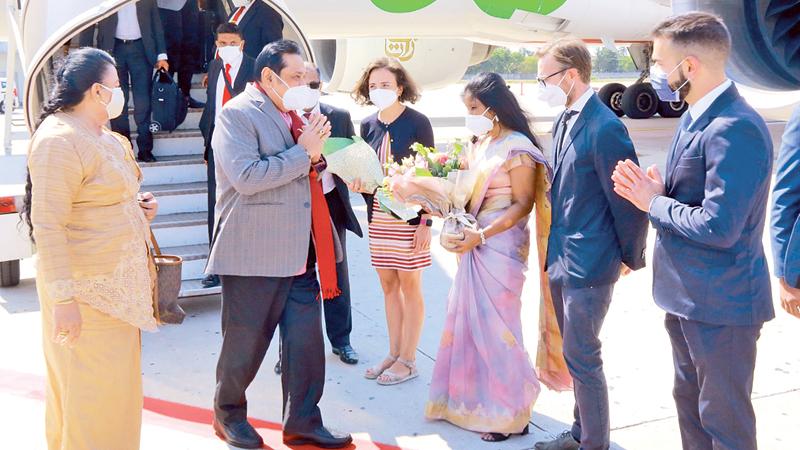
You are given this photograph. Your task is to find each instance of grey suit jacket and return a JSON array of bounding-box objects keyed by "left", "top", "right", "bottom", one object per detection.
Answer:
[{"left": 205, "top": 83, "right": 341, "bottom": 278}]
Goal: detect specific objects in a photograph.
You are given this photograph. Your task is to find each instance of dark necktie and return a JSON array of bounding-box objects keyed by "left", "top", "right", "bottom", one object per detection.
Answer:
[{"left": 554, "top": 109, "right": 578, "bottom": 164}]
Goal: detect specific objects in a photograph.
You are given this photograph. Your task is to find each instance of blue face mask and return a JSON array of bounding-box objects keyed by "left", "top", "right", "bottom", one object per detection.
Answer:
[{"left": 650, "top": 58, "right": 690, "bottom": 102}]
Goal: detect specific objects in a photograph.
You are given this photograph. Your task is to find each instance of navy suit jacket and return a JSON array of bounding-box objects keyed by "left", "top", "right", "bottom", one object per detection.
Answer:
[
  {"left": 200, "top": 55, "right": 256, "bottom": 153},
  {"left": 231, "top": 0, "right": 284, "bottom": 60},
  {"left": 546, "top": 93, "right": 648, "bottom": 288},
  {"left": 321, "top": 103, "right": 363, "bottom": 238},
  {"left": 771, "top": 105, "right": 800, "bottom": 288},
  {"left": 79, "top": 0, "right": 167, "bottom": 66},
  {"left": 650, "top": 84, "right": 775, "bottom": 326}
]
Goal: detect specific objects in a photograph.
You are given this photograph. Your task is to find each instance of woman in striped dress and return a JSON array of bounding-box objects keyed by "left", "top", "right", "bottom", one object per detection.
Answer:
[{"left": 350, "top": 58, "right": 434, "bottom": 385}]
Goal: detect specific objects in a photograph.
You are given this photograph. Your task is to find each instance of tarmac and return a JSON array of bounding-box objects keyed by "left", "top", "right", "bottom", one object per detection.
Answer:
[{"left": 0, "top": 84, "right": 798, "bottom": 450}]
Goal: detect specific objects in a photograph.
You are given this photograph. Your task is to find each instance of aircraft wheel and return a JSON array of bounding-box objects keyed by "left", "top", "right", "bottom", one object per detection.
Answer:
[
  {"left": 621, "top": 83, "right": 659, "bottom": 119},
  {"left": 658, "top": 99, "right": 688, "bottom": 118},
  {"left": 598, "top": 83, "right": 626, "bottom": 117}
]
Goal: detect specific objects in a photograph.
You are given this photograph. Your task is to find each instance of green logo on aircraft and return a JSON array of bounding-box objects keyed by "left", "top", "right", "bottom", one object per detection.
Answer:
[{"left": 371, "top": 0, "right": 568, "bottom": 18}]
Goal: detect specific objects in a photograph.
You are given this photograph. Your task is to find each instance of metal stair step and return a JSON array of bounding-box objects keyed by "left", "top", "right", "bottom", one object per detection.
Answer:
[
  {"left": 180, "top": 279, "right": 220, "bottom": 298},
  {"left": 151, "top": 211, "right": 207, "bottom": 229}
]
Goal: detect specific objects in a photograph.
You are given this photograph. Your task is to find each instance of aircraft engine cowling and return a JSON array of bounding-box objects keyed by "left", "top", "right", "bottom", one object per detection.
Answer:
[
  {"left": 312, "top": 38, "right": 493, "bottom": 93},
  {"left": 674, "top": 0, "right": 800, "bottom": 91}
]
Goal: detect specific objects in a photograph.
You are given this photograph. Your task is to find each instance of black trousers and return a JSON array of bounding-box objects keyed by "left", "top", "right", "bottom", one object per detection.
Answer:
[
  {"left": 159, "top": 0, "right": 200, "bottom": 97},
  {"left": 215, "top": 268, "right": 325, "bottom": 433},
  {"left": 323, "top": 197, "right": 353, "bottom": 348},
  {"left": 206, "top": 144, "right": 216, "bottom": 245},
  {"left": 111, "top": 39, "right": 153, "bottom": 154}
]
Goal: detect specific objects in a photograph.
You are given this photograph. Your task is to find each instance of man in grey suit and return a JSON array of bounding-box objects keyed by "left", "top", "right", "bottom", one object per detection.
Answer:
[
  {"left": 79, "top": 0, "right": 169, "bottom": 162},
  {"left": 614, "top": 13, "right": 774, "bottom": 450},
  {"left": 771, "top": 105, "right": 800, "bottom": 319},
  {"left": 206, "top": 40, "right": 352, "bottom": 449}
]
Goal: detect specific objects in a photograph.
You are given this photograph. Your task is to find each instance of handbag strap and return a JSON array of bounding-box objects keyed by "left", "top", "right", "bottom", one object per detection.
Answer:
[{"left": 149, "top": 228, "right": 162, "bottom": 256}]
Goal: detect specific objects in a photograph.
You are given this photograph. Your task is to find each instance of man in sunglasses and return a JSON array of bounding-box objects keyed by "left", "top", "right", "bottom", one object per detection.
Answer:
[
  {"left": 535, "top": 39, "right": 648, "bottom": 450},
  {"left": 274, "top": 62, "right": 363, "bottom": 372}
]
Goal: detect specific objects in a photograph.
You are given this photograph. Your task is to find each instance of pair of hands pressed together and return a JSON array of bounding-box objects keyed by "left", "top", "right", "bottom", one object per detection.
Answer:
[{"left": 298, "top": 113, "right": 331, "bottom": 163}]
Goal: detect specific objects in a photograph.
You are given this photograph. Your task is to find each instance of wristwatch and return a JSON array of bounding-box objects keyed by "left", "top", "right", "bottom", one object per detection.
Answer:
[{"left": 424, "top": 218, "right": 433, "bottom": 227}]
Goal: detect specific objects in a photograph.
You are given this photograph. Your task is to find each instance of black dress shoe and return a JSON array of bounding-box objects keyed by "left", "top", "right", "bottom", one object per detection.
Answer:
[
  {"left": 188, "top": 97, "right": 206, "bottom": 109},
  {"left": 201, "top": 274, "right": 220, "bottom": 288},
  {"left": 136, "top": 151, "right": 157, "bottom": 163},
  {"left": 284, "top": 426, "right": 352, "bottom": 448},
  {"left": 213, "top": 419, "right": 264, "bottom": 449},
  {"left": 332, "top": 345, "right": 359, "bottom": 365}
]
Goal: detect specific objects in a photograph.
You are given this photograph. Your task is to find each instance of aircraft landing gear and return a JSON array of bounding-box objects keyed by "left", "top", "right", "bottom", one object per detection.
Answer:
[{"left": 596, "top": 42, "right": 688, "bottom": 119}]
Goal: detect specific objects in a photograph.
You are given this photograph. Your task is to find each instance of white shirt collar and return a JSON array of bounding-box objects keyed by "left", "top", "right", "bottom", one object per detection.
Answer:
[
  {"left": 566, "top": 86, "right": 594, "bottom": 114},
  {"left": 688, "top": 79, "right": 732, "bottom": 127}
]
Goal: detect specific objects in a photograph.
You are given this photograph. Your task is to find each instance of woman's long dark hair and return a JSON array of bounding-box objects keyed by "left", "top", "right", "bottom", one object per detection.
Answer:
[
  {"left": 20, "top": 47, "right": 116, "bottom": 242},
  {"left": 463, "top": 72, "right": 541, "bottom": 149}
]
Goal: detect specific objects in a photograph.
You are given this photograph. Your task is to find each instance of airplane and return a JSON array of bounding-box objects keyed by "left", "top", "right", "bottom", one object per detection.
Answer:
[
  {"left": 0, "top": 0, "right": 798, "bottom": 293},
  {"left": 7, "top": 0, "right": 800, "bottom": 129}
]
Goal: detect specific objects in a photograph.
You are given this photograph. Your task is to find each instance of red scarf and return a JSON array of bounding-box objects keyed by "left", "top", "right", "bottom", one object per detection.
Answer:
[{"left": 253, "top": 83, "right": 339, "bottom": 299}]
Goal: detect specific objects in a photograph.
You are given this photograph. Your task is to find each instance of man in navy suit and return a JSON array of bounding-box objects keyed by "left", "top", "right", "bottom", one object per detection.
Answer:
[
  {"left": 200, "top": 22, "right": 256, "bottom": 288},
  {"left": 613, "top": 13, "right": 774, "bottom": 450},
  {"left": 228, "top": 0, "right": 284, "bottom": 60},
  {"left": 80, "top": 0, "right": 169, "bottom": 162},
  {"left": 274, "top": 62, "right": 363, "bottom": 369},
  {"left": 771, "top": 105, "right": 800, "bottom": 319},
  {"left": 534, "top": 39, "right": 648, "bottom": 450}
]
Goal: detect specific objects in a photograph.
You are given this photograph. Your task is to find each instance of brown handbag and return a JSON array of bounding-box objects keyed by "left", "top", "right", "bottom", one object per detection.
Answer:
[{"left": 149, "top": 229, "right": 186, "bottom": 324}]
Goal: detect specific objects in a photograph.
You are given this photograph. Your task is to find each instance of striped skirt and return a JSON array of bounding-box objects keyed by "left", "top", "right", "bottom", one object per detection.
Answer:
[{"left": 368, "top": 198, "right": 432, "bottom": 271}]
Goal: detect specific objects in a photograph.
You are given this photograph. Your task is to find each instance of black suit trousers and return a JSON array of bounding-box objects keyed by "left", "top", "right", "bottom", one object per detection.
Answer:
[
  {"left": 324, "top": 190, "right": 354, "bottom": 347},
  {"left": 111, "top": 40, "right": 153, "bottom": 154},
  {"left": 215, "top": 268, "right": 325, "bottom": 433}
]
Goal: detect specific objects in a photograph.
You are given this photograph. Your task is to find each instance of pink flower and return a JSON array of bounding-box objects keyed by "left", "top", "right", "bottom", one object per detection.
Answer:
[{"left": 436, "top": 153, "right": 449, "bottom": 165}]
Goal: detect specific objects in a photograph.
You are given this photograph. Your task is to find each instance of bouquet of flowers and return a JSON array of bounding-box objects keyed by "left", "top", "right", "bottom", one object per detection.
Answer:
[
  {"left": 379, "top": 141, "right": 479, "bottom": 249},
  {"left": 322, "top": 136, "right": 385, "bottom": 194}
]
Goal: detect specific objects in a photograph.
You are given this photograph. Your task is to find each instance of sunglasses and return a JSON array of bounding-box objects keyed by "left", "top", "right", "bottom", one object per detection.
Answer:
[{"left": 308, "top": 81, "right": 321, "bottom": 90}]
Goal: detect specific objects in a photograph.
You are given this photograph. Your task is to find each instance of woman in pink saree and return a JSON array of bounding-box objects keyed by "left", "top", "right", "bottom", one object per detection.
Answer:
[{"left": 425, "top": 73, "right": 571, "bottom": 442}]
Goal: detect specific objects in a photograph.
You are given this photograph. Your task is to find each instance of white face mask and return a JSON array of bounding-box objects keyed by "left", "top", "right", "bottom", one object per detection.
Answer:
[
  {"left": 217, "top": 45, "right": 243, "bottom": 66},
  {"left": 465, "top": 107, "right": 495, "bottom": 136},
  {"left": 369, "top": 88, "right": 398, "bottom": 111},
  {"left": 271, "top": 73, "right": 320, "bottom": 111},
  {"left": 98, "top": 84, "right": 124, "bottom": 119},
  {"left": 536, "top": 72, "right": 574, "bottom": 108}
]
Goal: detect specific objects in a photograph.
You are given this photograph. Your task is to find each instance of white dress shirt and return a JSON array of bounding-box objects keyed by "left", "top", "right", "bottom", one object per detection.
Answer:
[
  {"left": 301, "top": 103, "right": 336, "bottom": 194},
  {"left": 215, "top": 55, "right": 242, "bottom": 122},
  {"left": 229, "top": 1, "right": 255, "bottom": 25},
  {"left": 687, "top": 79, "right": 732, "bottom": 129},
  {"left": 116, "top": 4, "right": 168, "bottom": 61},
  {"left": 157, "top": 0, "right": 187, "bottom": 11}
]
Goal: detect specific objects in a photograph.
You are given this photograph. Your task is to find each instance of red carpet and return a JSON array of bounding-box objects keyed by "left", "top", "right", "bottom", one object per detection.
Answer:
[{"left": 1, "top": 368, "right": 403, "bottom": 449}]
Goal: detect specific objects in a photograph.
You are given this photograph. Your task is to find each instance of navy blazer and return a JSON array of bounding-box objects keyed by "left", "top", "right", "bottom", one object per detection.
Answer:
[
  {"left": 546, "top": 93, "right": 648, "bottom": 288},
  {"left": 321, "top": 103, "right": 363, "bottom": 238},
  {"left": 200, "top": 55, "right": 256, "bottom": 152},
  {"left": 649, "top": 84, "right": 775, "bottom": 326},
  {"left": 771, "top": 105, "right": 800, "bottom": 288},
  {"left": 79, "top": 0, "right": 167, "bottom": 67},
  {"left": 231, "top": 0, "right": 284, "bottom": 60}
]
